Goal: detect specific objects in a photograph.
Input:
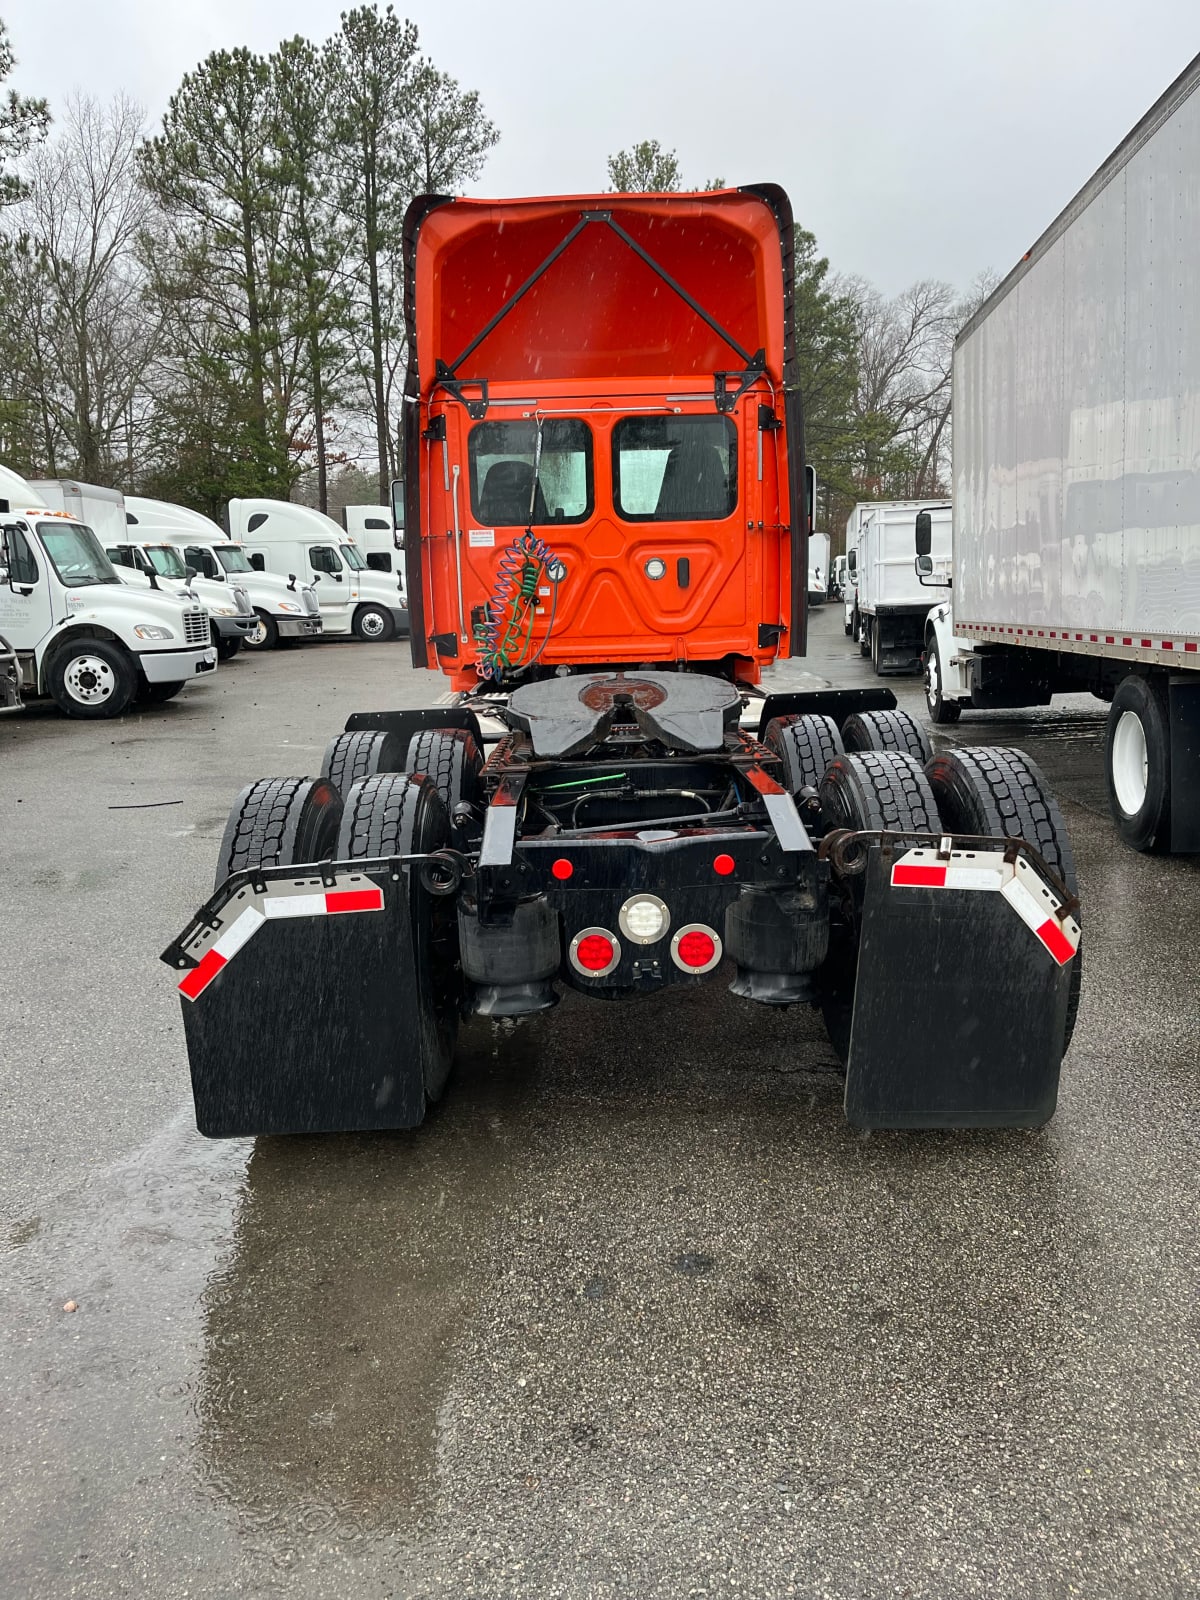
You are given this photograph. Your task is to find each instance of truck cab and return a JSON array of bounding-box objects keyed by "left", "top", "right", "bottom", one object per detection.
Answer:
[
  {"left": 229, "top": 499, "right": 409, "bottom": 641},
  {"left": 341, "top": 503, "right": 403, "bottom": 572},
  {"left": 105, "top": 539, "right": 257, "bottom": 661},
  {"left": 124, "top": 497, "right": 323, "bottom": 652},
  {"left": 0, "top": 466, "right": 216, "bottom": 717}
]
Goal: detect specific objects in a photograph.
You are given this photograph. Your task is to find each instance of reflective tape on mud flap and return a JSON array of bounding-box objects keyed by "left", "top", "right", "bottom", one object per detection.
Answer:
[
  {"left": 889, "top": 848, "right": 1080, "bottom": 967},
  {"left": 178, "top": 882, "right": 385, "bottom": 1001}
]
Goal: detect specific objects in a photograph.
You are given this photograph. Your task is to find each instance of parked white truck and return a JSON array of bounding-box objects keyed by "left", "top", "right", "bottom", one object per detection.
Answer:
[
  {"left": 0, "top": 466, "right": 216, "bottom": 716},
  {"left": 919, "top": 52, "right": 1200, "bottom": 852},
  {"left": 229, "top": 499, "right": 409, "bottom": 641},
  {"left": 341, "top": 503, "right": 402, "bottom": 572},
  {"left": 849, "top": 499, "right": 951, "bottom": 674},
  {"left": 807, "top": 530, "right": 830, "bottom": 606},
  {"left": 125, "top": 497, "right": 322, "bottom": 652}
]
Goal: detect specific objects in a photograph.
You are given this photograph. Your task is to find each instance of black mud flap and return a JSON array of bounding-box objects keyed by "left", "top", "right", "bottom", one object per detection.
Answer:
[
  {"left": 844, "top": 846, "right": 1079, "bottom": 1129},
  {"left": 162, "top": 864, "right": 425, "bottom": 1137}
]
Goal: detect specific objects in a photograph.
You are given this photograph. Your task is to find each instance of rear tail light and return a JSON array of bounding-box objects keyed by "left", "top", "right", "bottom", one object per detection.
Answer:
[
  {"left": 569, "top": 927, "right": 621, "bottom": 978},
  {"left": 670, "top": 923, "right": 723, "bottom": 974}
]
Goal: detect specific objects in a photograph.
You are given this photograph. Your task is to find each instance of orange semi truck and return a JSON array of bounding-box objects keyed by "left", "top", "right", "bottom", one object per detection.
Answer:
[{"left": 163, "top": 188, "right": 1081, "bottom": 1134}]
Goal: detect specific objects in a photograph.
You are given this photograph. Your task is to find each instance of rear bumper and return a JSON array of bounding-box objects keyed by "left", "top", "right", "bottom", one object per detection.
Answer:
[
  {"left": 140, "top": 646, "right": 217, "bottom": 683},
  {"left": 278, "top": 616, "right": 323, "bottom": 639}
]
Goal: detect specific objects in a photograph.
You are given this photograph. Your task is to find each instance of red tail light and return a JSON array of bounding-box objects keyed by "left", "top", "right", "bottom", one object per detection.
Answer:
[
  {"left": 670, "top": 923, "right": 723, "bottom": 974},
  {"left": 569, "top": 927, "right": 621, "bottom": 977}
]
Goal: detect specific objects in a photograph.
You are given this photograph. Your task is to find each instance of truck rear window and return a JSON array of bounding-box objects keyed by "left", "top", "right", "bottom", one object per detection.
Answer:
[
  {"left": 613, "top": 416, "right": 737, "bottom": 522},
  {"left": 469, "top": 419, "right": 592, "bottom": 525}
]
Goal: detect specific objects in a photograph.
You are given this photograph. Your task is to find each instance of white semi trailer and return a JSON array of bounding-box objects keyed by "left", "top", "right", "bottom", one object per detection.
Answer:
[{"left": 921, "top": 51, "right": 1200, "bottom": 852}]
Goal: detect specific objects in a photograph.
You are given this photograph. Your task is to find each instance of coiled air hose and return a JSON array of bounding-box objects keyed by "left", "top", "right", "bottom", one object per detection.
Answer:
[{"left": 474, "top": 527, "right": 561, "bottom": 682}]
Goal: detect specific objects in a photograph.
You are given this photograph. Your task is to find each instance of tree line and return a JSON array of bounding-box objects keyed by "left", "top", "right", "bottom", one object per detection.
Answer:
[{"left": 0, "top": 23, "right": 989, "bottom": 538}]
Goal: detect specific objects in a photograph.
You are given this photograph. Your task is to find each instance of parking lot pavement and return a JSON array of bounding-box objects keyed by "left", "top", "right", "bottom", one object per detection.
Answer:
[{"left": 2, "top": 615, "right": 1198, "bottom": 1599}]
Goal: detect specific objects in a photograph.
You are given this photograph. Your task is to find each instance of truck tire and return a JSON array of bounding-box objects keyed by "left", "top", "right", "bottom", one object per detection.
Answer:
[
  {"left": 764, "top": 714, "right": 844, "bottom": 794},
  {"left": 816, "top": 751, "right": 940, "bottom": 1061},
  {"left": 843, "top": 614, "right": 852, "bottom": 637},
  {"left": 405, "top": 728, "right": 483, "bottom": 839},
  {"left": 352, "top": 603, "right": 395, "bottom": 642},
  {"left": 925, "top": 746, "right": 1081, "bottom": 1048},
  {"left": 242, "top": 610, "right": 279, "bottom": 651},
  {"left": 842, "top": 709, "right": 933, "bottom": 765},
  {"left": 214, "top": 776, "right": 343, "bottom": 890},
  {"left": 1105, "top": 674, "right": 1170, "bottom": 853},
  {"left": 213, "top": 628, "right": 241, "bottom": 663},
  {"left": 337, "top": 772, "right": 459, "bottom": 1103},
  {"left": 320, "top": 729, "right": 407, "bottom": 795},
  {"left": 924, "top": 631, "right": 961, "bottom": 723},
  {"left": 141, "top": 680, "right": 187, "bottom": 704},
  {"left": 47, "top": 637, "right": 138, "bottom": 719}
]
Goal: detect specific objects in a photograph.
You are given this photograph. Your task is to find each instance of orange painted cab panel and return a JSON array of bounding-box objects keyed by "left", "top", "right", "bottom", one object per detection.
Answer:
[{"left": 402, "top": 188, "right": 807, "bottom": 688}]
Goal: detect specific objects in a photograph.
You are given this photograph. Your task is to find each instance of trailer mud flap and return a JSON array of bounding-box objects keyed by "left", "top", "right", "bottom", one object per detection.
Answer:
[
  {"left": 162, "top": 866, "right": 425, "bottom": 1137},
  {"left": 844, "top": 847, "right": 1079, "bottom": 1130}
]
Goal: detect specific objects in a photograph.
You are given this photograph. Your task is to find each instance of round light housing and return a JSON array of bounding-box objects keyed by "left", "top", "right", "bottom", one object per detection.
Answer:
[
  {"left": 551, "top": 857, "right": 573, "bottom": 880},
  {"left": 618, "top": 893, "right": 670, "bottom": 944},
  {"left": 713, "top": 853, "right": 735, "bottom": 876},
  {"left": 570, "top": 927, "right": 621, "bottom": 977},
  {"left": 670, "top": 923, "right": 723, "bottom": 974},
  {"left": 644, "top": 558, "right": 667, "bottom": 581}
]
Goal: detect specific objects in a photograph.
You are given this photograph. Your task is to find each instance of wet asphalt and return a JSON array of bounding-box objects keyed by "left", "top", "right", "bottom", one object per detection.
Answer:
[{"left": 2, "top": 607, "right": 1198, "bottom": 1599}]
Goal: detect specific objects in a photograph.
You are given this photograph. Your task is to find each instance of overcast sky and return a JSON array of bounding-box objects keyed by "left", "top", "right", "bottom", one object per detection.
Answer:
[{"left": 5, "top": 0, "right": 1198, "bottom": 295}]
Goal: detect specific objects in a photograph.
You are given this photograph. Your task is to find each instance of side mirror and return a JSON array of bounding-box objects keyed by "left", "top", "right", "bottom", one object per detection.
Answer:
[
  {"left": 916, "top": 553, "right": 933, "bottom": 576},
  {"left": 389, "top": 477, "right": 404, "bottom": 534},
  {"left": 185, "top": 565, "right": 199, "bottom": 578},
  {"left": 915, "top": 511, "right": 932, "bottom": 556},
  {"left": 804, "top": 464, "right": 817, "bottom": 534},
  {"left": 847, "top": 550, "right": 857, "bottom": 577}
]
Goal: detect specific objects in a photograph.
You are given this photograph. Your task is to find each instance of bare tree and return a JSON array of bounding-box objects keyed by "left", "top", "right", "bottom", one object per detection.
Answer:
[{"left": 12, "top": 94, "right": 162, "bottom": 481}]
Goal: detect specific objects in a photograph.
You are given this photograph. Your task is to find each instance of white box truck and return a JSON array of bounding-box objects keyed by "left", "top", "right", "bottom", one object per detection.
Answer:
[
  {"left": 920, "top": 51, "right": 1200, "bottom": 852},
  {"left": 229, "top": 499, "right": 409, "bottom": 641},
  {"left": 341, "top": 504, "right": 403, "bottom": 573},
  {"left": 843, "top": 503, "right": 872, "bottom": 641},
  {"left": 125, "top": 497, "right": 323, "bottom": 652},
  {"left": 0, "top": 465, "right": 216, "bottom": 716},
  {"left": 807, "top": 530, "right": 830, "bottom": 606},
  {"left": 851, "top": 500, "right": 951, "bottom": 675}
]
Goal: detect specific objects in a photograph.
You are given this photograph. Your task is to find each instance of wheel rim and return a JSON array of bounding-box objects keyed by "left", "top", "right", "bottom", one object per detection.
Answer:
[
  {"left": 1111, "top": 709, "right": 1149, "bottom": 815},
  {"left": 245, "top": 617, "right": 268, "bottom": 646},
  {"left": 925, "top": 643, "right": 941, "bottom": 711},
  {"left": 359, "top": 610, "right": 385, "bottom": 639},
  {"left": 63, "top": 653, "right": 117, "bottom": 706}
]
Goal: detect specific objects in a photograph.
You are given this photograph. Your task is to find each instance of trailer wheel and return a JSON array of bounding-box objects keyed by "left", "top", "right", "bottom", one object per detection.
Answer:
[
  {"left": 320, "top": 729, "right": 407, "bottom": 796},
  {"left": 764, "top": 714, "right": 844, "bottom": 794},
  {"left": 843, "top": 614, "right": 853, "bottom": 637},
  {"left": 337, "top": 773, "right": 460, "bottom": 1103},
  {"left": 842, "top": 708, "right": 933, "bottom": 765},
  {"left": 242, "top": 610, "right": 279, "bottom": 651},
  {"left": 352, "top": 603, "right": 395, "bottom": 642},
  {"left": 1105, "top": 674, "right": 1171, "bottom": 853},
  {"left": 925, "top": 746, "right": 1081, "bottom": 1047},
  {"left": 924, "top": 632, "right": 961, "bottom": 723},
  {"left": 47, "top": 637, "right": 138, "bottom": 719},
  {"left": 817, "top": 751, "right": 941, "bottom": 1060},
  {"left": 405, "top": 728, "right": 484, "bottom": 837},
  {"left": 214, "top": 776, "right": 343, "bottom": 890}
]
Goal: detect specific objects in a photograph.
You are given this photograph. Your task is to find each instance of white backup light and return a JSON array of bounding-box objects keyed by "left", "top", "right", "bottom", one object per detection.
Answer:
[{"left": 618, "top": 893, "right": 670, "bottom": 944}]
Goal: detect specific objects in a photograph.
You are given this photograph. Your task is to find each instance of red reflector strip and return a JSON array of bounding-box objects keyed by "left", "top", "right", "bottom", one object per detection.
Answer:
[
  {"left": 325, "top": 887, "right": 384, "bottom": 914},
  {"left": 179, "top": 947, "right": 227, "bottom": 1000},
  {"left": 892, "top": 863, "right": 947, "bottom": 887},
  {"left": 1036, "top": 917, "right": 1076, "bottom": 966}
]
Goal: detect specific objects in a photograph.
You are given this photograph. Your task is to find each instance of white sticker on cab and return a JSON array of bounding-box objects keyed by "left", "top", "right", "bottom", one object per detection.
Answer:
[{"left": 468, "top": 529, "right": 495, "bottom": 548}]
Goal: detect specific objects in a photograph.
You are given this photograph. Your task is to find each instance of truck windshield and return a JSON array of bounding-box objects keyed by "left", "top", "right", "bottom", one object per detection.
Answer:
[
  {"left": 144, "top": 546, "right": 189, "bottom": 579},
  {"left": 469, "top": 418, "right": 592, "bottom": 524},
  {"left": 37, "top": 522, "right": 120, "bottom": 587},
  {"left": 339, "top": 542, "right": 366, "bottom": 571},
  {"left": 613, "top": 415, "right": 737, "bottom": 521},
  {"left": 215, "top": 546, "right": 253, "bottom": 573}
]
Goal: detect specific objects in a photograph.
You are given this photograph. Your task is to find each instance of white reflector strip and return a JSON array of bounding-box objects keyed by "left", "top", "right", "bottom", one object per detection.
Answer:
[
  {"left": 214, "top": 905, "right": 265, "bottom": 958},
  {"left": 889, "top": 847, "right": 1079, "bottom": 966},
  {"left": 264, "top": 893, "right": 326, "bottom": 920}
]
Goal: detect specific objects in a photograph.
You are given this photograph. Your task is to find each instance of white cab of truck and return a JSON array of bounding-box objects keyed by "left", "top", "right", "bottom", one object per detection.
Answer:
[
  {"left": 807, "top": 531, "right": 830, "bottom": 605},
  {"left": 229, "top": 499, "right": 409, "bottom": 641},
  {"left": 0, "top": 465, "right": 216, "bottom": 717},
  {"left": 104, "top": 537, "right": 258, "bottom": 662},
  {"left": 341, "top": 503, "right": 404, "bottom": 574},
  {"left": 125, "top": 496, "right": 322, "bottom": 652},
  {"left": 851, "top": 499, "right": 951, "bottom": 674}
]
